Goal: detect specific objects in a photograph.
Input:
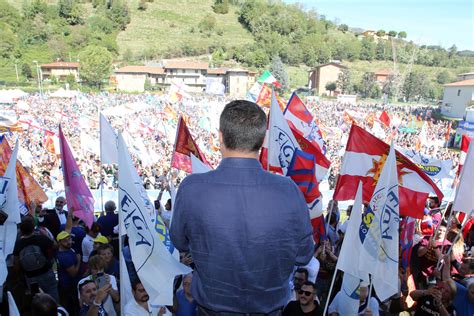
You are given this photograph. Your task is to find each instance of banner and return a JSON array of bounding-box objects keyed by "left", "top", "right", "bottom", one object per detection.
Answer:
[{"left": 399, "top": 148, "right": 453, "bottom": 180}]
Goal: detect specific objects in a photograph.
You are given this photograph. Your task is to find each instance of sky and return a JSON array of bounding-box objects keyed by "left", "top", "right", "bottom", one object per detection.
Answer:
[{"left": 284, "top": 0, "right": 474, "bottom": 51}]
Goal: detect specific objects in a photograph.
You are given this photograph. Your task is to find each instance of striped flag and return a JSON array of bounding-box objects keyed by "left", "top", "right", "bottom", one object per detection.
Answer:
[{"left": 334, "top": 125, "right": 443, "bottom": 219}]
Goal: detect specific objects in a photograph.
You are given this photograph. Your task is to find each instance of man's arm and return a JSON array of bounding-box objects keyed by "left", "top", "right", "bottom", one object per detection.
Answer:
[
  {"left": 169, "top": 185, "right": 189, "bottom": 252},
  {"left": 293, "top": 186, "right": 314, "bottom": 266}
]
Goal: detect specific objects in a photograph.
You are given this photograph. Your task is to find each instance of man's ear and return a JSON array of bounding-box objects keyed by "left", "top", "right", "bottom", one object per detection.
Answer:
[{"left": 218, "top": 131, "right": 223, "bottom": 146}]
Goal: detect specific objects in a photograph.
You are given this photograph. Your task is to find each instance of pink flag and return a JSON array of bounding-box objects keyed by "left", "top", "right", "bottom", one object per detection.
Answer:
[{"left": 59, "top": 126, "right": 95, "bottom": 228}]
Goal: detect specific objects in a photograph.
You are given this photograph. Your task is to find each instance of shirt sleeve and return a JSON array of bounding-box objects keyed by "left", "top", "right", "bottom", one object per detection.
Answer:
[
  {"left": 369, "top": 298, "right": 379, "bottom": 316},
  {"left": 328, "top": 292, "right": 340, "bottom": 314},
  {"left": 169, "top": 183, "right": 189, "bottom": 252},
  {"left": 293, "top": 185, "right": 315, "bottom": 266}
]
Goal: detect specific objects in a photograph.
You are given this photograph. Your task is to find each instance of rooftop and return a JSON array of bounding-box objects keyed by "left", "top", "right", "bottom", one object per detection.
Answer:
[
  {"left": 41, "top": 62, "right": 80, "bottom": 69},
  {"left": 115, "top": 66, "right": 164, "bottom": 75},
  {"left": 444, "top": 79, "right": 474, "bottom": 87},
  {"left": 164, "top": 60, "right": 209, "bottom": 70},
  {"left": 207, "top": 68, "right": 227, "bottom": 75}
]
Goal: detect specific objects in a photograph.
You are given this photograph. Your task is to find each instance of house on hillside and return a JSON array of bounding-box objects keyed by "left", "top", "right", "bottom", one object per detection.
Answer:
[
  {"left": 114, "top": 62, "right": 255, "bottom": 96},
  {"left": 441, "top": 79, "right": 474, "bottom": 118},
  {"left": 457, "top": 72, "right": 474, "bottom": 81},
  {"left": 308, "top": 62, "right": 348, "bottom": 96},
  {"left": 375, "top": 69, "right": 391, "bottom": 83},
  {"left": 40, "top": 62, "right": 80, "bottom": 81}
]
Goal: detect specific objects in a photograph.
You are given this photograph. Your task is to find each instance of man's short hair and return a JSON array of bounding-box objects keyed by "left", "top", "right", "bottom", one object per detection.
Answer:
[
  {"left": 20, "top": 216, "right": 35, "bottom": 236},
  {"left": 104, "top": 201, "right": 116, "bottom": 213},
  {"left": 131, "top": 279, "right": 143, "bottom": 291},
  {"left": 301, "top": 281, "right": 316, "bottom": 291},
  {"left": 97, "top": 243, "right": 114, "bottom": 254},
  {"left": 219, "top": 100, "right": 267, "bottom": 152},
  {"left": 78, "top": 279, "right": 95, "bottom": 294},
  {"left": 31, "top": 293, "right": 58, "bottom": 316},
  {"left": 295, "top": 267, "right": 309, "bottom": 280}
]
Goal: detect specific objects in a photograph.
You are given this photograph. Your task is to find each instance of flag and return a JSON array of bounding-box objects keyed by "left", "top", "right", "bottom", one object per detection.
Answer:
[
  {"left": 453, "top": 139, "right": 473, "bottom": 214},
  {"left": 358, "top": 143, "right": 399, "bottom": 301},
  {"left": 58, "top": 126, "right": 95, "bottom": 228},
  {"left": 260, "top": 90, "right": 300, "bottom": 175},
  {"left": 415, "top": 122, "right": 427, "bottom": 151},
  {"left": 379, "top": 111, "right": 391, "bottom": 128},
  {"left": 171, "top": 151, "right": 192, "bottom": 173},
  {"left": 0, "top": 137, "right": 47, "bottom": 214},
  {"left": 399, "top": 148, "right": 453, "bottom": 181},
  {"left": 256, "top": 84, "right": 272, "bottom": 108},
  {"left": 333, "top": 125, "right": 443, "bottom": 219},
  {"left": 0, "top": 141, "right": 21, "bottom": 285},
  {"left": 310, "top": 215, "right": 326, "bottom": 245},
  {"left": 100, "top": 113, "right": 118, "bottom": 164},
  {"left": 172, "top": 116, "right": 209, "bottom": 171},
  {"left": 246, "top": 81, "right": 262, "bottom": 102},
  {"left": 372, "top": 120, "right": 386, "bottom": 140},
  {"left": 457, "top": 135, "right": 472, "bottom": 177},
  {"left": 365, "top": 112, "right": 376, "bottom": 128},
  {"left": 7, "top": 292, "right": 20, "bottom": 316},
  {"left": 257, "top": 70, "right": 281, "bottom": 88},
  {"left": 444, "top": 121, "right": 452, "bottom": 141},
  {"left": 400, "top": 217, "right": 416, "bottom": 269},
  {"left": 286, "top": 149, "right": 322, "bottom": 218},
  {"left": 118, "top": 133, "right": 191, "bottom": 306},
  {"left": 335, "top": 183, "right": 369, "bottom": 315},
  {"left": 191, "top": 153, "right": 212, "bottom": 174},
  {"left": 44, "top": 130, "right": 57, "bottom": 155},
  {"left": 284, "top": 92, "right": 326, "bottom": 153}
]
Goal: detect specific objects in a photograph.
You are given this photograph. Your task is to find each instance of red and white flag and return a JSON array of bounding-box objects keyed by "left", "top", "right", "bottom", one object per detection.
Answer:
[
  {"left": 333, "top": 125, "right": 443, "bottom": 218},
  {"left": 453, "top": 138, "right": 473, "bottom": 214},
  {"left": 458, "top": 134, "right": 472, "bottom": 176},
  {"left": 379, "top": 110, "right": 391, "bottom": 128}
]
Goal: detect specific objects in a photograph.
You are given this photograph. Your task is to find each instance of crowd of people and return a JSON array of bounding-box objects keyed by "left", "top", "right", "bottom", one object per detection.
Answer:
[{"left": 0, "top": 91, "right": 472, "bottom": 315}]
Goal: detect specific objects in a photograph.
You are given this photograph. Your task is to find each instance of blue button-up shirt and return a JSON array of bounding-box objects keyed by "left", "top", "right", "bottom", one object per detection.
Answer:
[{"left": 170, "top": 158, "right": 314, "bottom": 313}]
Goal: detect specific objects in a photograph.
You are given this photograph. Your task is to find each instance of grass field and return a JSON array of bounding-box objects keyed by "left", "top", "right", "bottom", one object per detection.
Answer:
[{"left": 117, "top": 0, "right": 254, "bottom": 58}]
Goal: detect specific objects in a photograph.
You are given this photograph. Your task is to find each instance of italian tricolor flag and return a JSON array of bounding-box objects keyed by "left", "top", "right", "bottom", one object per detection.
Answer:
[{"left": 257, "top": 70, "right": 281, "bottom": 88}]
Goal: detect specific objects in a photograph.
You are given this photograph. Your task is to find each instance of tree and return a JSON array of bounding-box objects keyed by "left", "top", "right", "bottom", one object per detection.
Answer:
[
  {"left": 325, "top": 81, "right": 337, "bottom": 96},
  {"left": 269, "top": 55, "right": 289, "bottom": 92},
  {"left": 375, "top": 41, "right": 386, "bottom": 60},
  {"left": 106, "top": 0, "right": 131, "bottom": 31},
  {"left": 360, "top": 38, "right": 375, "bottom": 61},
  {"left": 360, "top": 72, "right": 377, "bottom": 98},
  {"left": 338, "top": 24, "right": 348, "bottom": 32},
  {"left": 198, "top": 14, "right": 216, "bottom": 32},
  {"left": 213, "top": 0, "right": 229, "bottom": 14},
  {"left": 21, "top": 63, "right": 33, "bottom": 79},
  {"left": 402, "top": 72, "right": 429, "bottom": 101},
  {"left": 58, "top": 0, "right": 84, "bottom": 25},
  {"left": 388, "top": 30, "right": 397, "bottom": 37},
  {"left": 376, "top": 29, "right": 386, "bottom": 37},
  {"left": 448, "top": 45, "right": 457, "bottom": 59},
  {"left": 382, "top": 74, "right": 398, "bottom": 98},
  {"left": 397, "top": 31, "right": 407, "bottom": 39},
  {"left": 78, "top": 45, "right": 113, "bottom": 88},
  {"left": 436, "top": 70, "right": 451, "bottom": 84},
  {"left": 123, "top": 48, "right": 133, "bottom": 62},
  {"left": 336, "top": 68, "right": 350, "bottom": 94}
]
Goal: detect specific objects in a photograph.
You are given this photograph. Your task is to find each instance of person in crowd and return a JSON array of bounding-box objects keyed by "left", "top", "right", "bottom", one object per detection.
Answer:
[
  {"left": 289, "top": 268, "right": 309, "bottom": 302},
  {"left": 173, "top": 274, "right": 197, "bottom": 316},
  {"left": 78, "top": 255, "right": 119, "bottom": 316},
  {"left": 170, "top": 100, "right": 314, "bottom": 314},
  {"left": 38, "top": 197, "right": 68, "bottom": 239},
  {"left": 97, "top": 201, "right": 118, "bottom": 238},
  {"left": 56, "top": 226, "right": 82, "bottom": 315},
  {"left": 31, "top": 293, "right": 63, "bottom": 316},
  {"left": 14, "top": 216, "right": 59, "bottom": 302},
  {"left": 82, "top": 222, "right": 102, "bottom": 264},
  {"left": 77, "top": 279, "right": 111, "bottom": 316},
  {"left": 97, "top": 243, "right": 120, "bottom": 281},
  {"left": 124, "top": 281, "right": 168, "bottom": 316},
  {"left": 442, "top": 255, "right": 474, "bottom": 315},
  {"left": 284, "top": 281, "right": 323, "bottom": 316},
  {"left": 410, "top": 281, "right": 456, "bottom": 315},
  {"left": 70, "top": 214, "right": 86, "bottom": 256},
  {"left": 328, "top": 281, "right": 379, "bottom": 316},
  {"left": 314, "top": 240, "right": 338, "bottom": 305}
]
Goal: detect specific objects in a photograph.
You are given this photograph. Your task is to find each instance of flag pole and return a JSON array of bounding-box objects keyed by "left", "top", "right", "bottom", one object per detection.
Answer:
[
  {"left": 99, "top": 112, "right": 105, "bottom": 216},
  {"left": 267, "top": 90, "right": 273, "bottom": 172},
  {"left": 170, "top": 115, "right": 182, "bottom": 171},
  {"left": 366, "top": 277, "right": 374, "bottom": 312},
  {"left": 323, "top": 268, "right": 338, "bottom": 315}
]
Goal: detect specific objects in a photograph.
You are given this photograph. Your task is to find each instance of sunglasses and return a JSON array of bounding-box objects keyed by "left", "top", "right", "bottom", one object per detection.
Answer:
[{"left": 298, "top": 290, "right": 313, "bottom": 297}]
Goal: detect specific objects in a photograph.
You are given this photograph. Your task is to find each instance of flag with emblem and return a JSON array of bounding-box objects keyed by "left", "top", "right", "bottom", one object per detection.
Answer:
[
  {"left": 358, "top": 142, "right": 399, "bottom": 301},
  {"left": 457, "top": 134, "right": 472, "bottom": 177},
  {"left": 118, "top": 133, "right": 191, "bottom": 306},
  {"left": 59, "top": 125, "right": 95, "bottom": 228},
  {"left": 171, "top": 116, "right": 210, "bottom": 172},
  {"left": 333, "top": 125, "right": 443, "bottom": 219}
]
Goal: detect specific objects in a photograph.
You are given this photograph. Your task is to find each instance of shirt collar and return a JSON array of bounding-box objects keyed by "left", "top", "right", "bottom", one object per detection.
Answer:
[{"left": 218, "top": 158, "right": 262, "bottom": 169}]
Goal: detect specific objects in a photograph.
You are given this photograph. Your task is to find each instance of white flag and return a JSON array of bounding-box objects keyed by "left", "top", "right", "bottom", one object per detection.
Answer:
[
  {"left": 358, "top": 143, "right": 400, "bottom": 301},
  {"left": 191, "top": 153, "right": 212, "bottom": 174},
  {"left": 100, "top": 113, "right": 118, "bottom": 164},
  {"left": 335, "top": 182, "right": 369, "bottom": 315},
  {"left": 453, "top": 141, "right": 473, "bottom": 214},
  {"left": 118, "top": 133, "right": 191, "bottom": 306},
  {"left": 265, "top": 90, "right": 300, "bottom": 174},
  {"left": 399, "top": 147, "right": 453, "bottom": 180},
  {"left": 0, "top": 141, "right": 21, "bottom": 285},
  {"left": 7, "top": 291, "right": 20, "bottom": 316}
]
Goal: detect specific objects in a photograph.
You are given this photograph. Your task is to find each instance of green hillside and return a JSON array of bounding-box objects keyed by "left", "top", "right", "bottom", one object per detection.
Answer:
[{"left": 117, "top": 0, "right": 254, "bottom": 58}]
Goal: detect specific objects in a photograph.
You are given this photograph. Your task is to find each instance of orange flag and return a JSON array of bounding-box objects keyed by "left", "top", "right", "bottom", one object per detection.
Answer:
[{"left": 0, "top": 137, "right": 48, "bottom": 214}]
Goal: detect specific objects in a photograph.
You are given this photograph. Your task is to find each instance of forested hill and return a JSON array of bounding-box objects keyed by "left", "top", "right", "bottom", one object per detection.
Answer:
[{"left": 1, "top": 0, "right": 473, "bottom": 95}]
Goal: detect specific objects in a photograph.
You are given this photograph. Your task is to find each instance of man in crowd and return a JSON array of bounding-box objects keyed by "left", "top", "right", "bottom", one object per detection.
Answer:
[
  {"left": 78, "top": 279, "right": 111, "bottom": 316},
  {"left": 13, "top": 216, "right": 58, "bottom": 301},
  {"left": 171, "top": 100, "right": 314, "bottom": 314},
  {"left": 290, "top": 268, "right": 309, "bottom": 301},
  {"left": 124, "top": 280, "right": 168, "bottom": 316},
  {"left": 284, "top": 281, "right": 323, "bottom": 316},
  {"left": 38, "top": 197, "right": 68, "bottom": 239}
]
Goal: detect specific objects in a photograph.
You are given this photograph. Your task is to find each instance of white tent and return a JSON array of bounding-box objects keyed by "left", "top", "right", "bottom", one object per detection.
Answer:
[
  {"left": 0, "top": 89, "right": 28, "bottom": 104},
  {"left": 50, "top": 88, "right": 79, "bottom": 98}
]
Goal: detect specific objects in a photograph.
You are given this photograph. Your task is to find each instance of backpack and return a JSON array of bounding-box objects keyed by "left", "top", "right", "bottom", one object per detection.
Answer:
[{"left": 19, "top": 244, "right": 48, "bottom": 272}]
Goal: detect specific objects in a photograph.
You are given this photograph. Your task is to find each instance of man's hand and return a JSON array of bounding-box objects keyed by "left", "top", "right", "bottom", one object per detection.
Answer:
[
  {"left": 364, "top": 309, "right": 372, "bottom": 316},
  {"left": 95, "top": 283, "right": 112, "bottom": 304},
  {"left": 158, "top": 307, "right": 167, "bottom": 316}
]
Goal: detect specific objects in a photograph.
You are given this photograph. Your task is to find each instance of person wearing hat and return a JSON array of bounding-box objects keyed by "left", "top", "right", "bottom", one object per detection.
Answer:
[
  {"left": 56, "top": 210, "right": 83, "bottom": 315},
  {"left": 88, "top": 235, "right": 109, "bottom": 259}
]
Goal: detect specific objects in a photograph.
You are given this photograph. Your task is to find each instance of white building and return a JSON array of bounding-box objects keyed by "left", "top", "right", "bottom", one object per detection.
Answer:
[{"left": 441, "top": 79, "right": 474, "bottom": 119}]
